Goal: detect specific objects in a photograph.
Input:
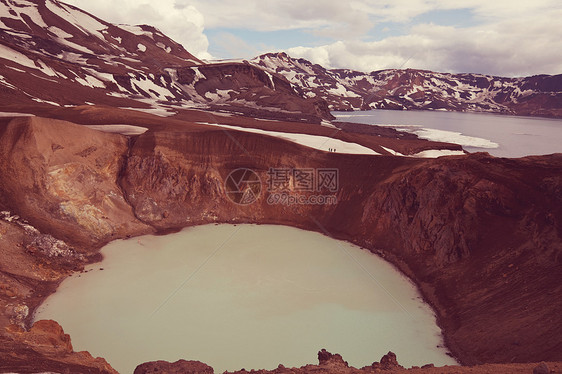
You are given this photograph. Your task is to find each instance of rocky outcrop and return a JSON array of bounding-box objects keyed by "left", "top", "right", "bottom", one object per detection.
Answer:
[
  {"left": 318, "top": 349, "right": 349, "bottom": 367},
  {"left": 252, "top": 52, "right": 562, "bottom": 118},
  {"left": 219, "top": 350, "right": 559, "bottom": 374},
  {"left": 366, "top": 352, "right": 403, "bottom": 371},
  {"left": 223, "top": 350, "right": 403, "bottom": 374},
  {"left": 134, "top": 359, "right": 214, "bottom": 374},
  {"left": 533, "top": 362, "right": 550, "bottom": 374},
  {"left": 0, "top": 116, "right": 151, "bottom": 248},
  {"left": 1, "top": 320, "right": 118, "bottom": 373}
]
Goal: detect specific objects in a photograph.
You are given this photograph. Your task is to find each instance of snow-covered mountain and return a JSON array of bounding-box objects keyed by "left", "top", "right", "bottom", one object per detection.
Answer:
[
  {"left": 252, "top": 52, "right": 562, "bottom": 118},
  {"left": 0, "top": 0, "right": 330, "bottom": 121},
  {"left": 1, "top": 0, "right": 560, "bottom": 121}
]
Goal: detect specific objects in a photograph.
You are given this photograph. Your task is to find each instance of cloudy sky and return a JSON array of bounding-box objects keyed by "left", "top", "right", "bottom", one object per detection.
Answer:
[{"left": 65, "top": 0, "right": 562, "bottom": 77}]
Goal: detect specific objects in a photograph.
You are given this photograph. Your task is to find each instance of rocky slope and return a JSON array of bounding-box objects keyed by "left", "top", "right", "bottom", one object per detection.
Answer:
[
  {"left": 252, "top": 52, "right": 562, "bottom": 117},
  {"left": 0, "top": 0, "right": 331, "bottom": 122},
  {"left": 0, "top": 115, "right": 561, "bottom": 373}
]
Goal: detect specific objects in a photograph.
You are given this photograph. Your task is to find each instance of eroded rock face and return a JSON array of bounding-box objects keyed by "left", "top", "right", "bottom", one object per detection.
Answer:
[
  {"left": 15, "top": 319, "right": 73, "bottom": 354},
  {"left": 318, "top": 348, "right": 349, "bottom": 367},
  {"left": 0, "top": 116, "right": 151, "bottom": 248},
  {"left": 1, "top": 320, "right": 118, "bottom": 374},
  {"left": 370, "top": 351, "right": 403, "bottom": 371}
]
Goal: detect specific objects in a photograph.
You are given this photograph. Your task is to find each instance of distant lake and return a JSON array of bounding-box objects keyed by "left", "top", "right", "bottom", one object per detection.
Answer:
[
  {"left": 334, "top": 110, "right": 562, "bottom": 158},
  {"left": 35, "top": 224, "right": 456, "bottom": 373}
]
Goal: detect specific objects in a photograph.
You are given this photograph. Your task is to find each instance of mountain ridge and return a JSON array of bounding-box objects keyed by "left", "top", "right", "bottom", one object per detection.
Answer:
[
  {"left": 251, "top": 52, "right": 562, "bottom": 118},
  {"left": 2, "top": 0, "right": 561, "bottom": 121},
  {"left": 0, "top": 0, "right": 332, "bottom": 122}
]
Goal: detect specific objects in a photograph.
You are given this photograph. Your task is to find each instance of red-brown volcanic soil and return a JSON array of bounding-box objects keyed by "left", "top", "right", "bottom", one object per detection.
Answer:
[{"left": 0, "top": 107, "right": 560, "bottom": 373}]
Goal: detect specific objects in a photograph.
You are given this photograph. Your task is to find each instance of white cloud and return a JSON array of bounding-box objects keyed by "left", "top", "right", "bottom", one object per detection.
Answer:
[
  {"left": 63, "top": 0, "right": 212, "bottom": 59},
  {"left": 184, "top": 0, "right": 562, "bottom": 75},
  {"left": 181, "top": 0, "right": 560, "bottom": 31},
  {"left": 177, "top": 0, "right": 372, "bottom": 39},
  {"left": 61, "top": 0, "right": 562, "bottom": 76},
  {"left": 287, "top": 10, "right": 562, "bottom": 76}
]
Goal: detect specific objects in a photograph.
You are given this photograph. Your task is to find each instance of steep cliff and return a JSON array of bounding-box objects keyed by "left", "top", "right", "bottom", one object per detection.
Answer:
[{"left": 0, "top": 116, "right": 150, "bottom": 247}]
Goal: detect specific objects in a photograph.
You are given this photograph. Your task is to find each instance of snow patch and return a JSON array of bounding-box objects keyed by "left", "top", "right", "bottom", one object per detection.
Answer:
[
  {"left": 200, "top": 123, "right": 380, "bottom": 155},
  {"left": 137, "top": 43, "right": 147, "bottom": 53},
  {"left": 204, "top": 89, "right": 232, "bottom": 101},
  {"left": 45, "top": 1, "right": 107, "bottom": 40},
  {"left": 31, "top": 98, "right": 60, "bottom": 106},
  {"left": 413, "top": 128, "right": 499, "bottom": 149},
  {"left": 35, "top": 59, "right": 58, "bottom": 77},
  {"left": 84, "top": 124, "right": 148, "bottom": 136},
  {"left": 192, "top": 67, "right": 206, "bottom": 82},
  {"left": 320, "top": 120, "right": 337, "bottom": 128},
  {"left": 372, "top": 124, "right": 498, "bottom": 149},
  {"left": 0, "top": 75, "right": 17, "bottom": 90},
  {"left": 0, "top": 44, "right": 38, "bottom": 70},
  {"left": 120, "top": 106, "right": 176, "bottom": 117},
  {"left": 7, "top": 66, "right": 25, "bottom": 73},
  {"left": 327, "top": 83, "right": 360, "bottom": 98},
  {"left": 381, "top": 146, "right": 403, "bottom": 156},
  {"left": 6, "top": 1, "right": 48, "bottom": 28},
  {"left": 264, "top": 71, "right": 275, "bottom": 90},
  {"left": 74, "top": 74, "right": 105, "bottom": 88},
  {"left": 0, "top": 112, "right": 34, "bottom": 117},
  {"left": 131, "top": 76, "right": 173, "bottom": 99},
  {"left": 156, "top": 42, "right": 171, "bottom": 53},
  {"left": 0, "top": 46, "right": 60, "bottom": 78},
  {"left": 381, "top": 145, "right": 463, "bottom": 158},
  {"left": 409, "top": 150, "right": 466, "bottom": 158},
  {"left": 61, "top": 51, "right": 90, "bottom": 65},
  {"left": 47, "top": 26, "right": 73, "bottom": 39},
  {"left": 52, "top": 34, "right": 95, "bottom": 54},
  {"left": 119, "top": 24, "right": 154, "bottom": 39},
  {"left": 205, "top": 92, "right": 220, "bottom": 101}
]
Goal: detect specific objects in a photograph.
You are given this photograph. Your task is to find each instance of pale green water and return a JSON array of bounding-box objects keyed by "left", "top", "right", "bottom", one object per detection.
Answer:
[{"left": 34, "top": 224, "right": 457, "bottom": 373}]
